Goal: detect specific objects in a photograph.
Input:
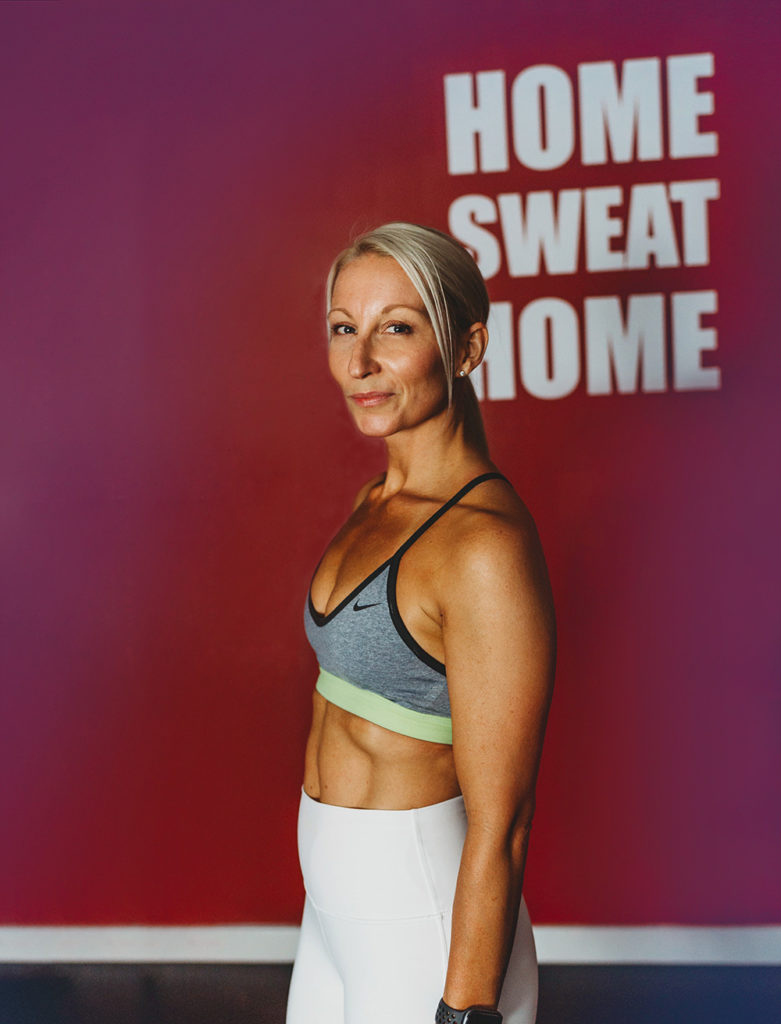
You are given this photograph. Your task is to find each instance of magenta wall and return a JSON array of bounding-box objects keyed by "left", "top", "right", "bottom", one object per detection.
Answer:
[{"left": 1, "top": 2, "right": 779, "bottom": 926}]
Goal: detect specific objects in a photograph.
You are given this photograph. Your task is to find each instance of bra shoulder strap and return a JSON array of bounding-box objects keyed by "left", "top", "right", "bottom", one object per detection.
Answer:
[{"left": 394, "top": 472, "right": 508, "bottom": 560}]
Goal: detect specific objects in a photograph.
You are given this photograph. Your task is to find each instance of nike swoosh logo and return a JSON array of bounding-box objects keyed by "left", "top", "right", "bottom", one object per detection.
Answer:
[{"left": 353, "top": 600, "right": 381, "bottom": 612}]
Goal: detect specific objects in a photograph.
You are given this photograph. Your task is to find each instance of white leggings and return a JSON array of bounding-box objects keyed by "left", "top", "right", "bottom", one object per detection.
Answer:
[{"left": 286, "top": 790, "right": 537, "bottom": 1024}]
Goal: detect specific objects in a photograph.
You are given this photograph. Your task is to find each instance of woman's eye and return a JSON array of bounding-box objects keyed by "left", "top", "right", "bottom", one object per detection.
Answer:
[
  {"left": 330, "top": 324, "right": 356, "bottom": 336},
  {"left": 386, "top": 322, "right": 412, "bottom": 334}
]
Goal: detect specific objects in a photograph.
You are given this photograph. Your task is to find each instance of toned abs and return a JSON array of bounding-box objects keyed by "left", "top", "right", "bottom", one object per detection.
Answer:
[{"left": 303, "top": 690, "right": 460, "bottom": 809}]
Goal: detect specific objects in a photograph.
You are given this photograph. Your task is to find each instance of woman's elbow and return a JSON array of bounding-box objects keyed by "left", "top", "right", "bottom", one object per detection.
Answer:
[
  {"left": 508, "top": 798, "right": 535, "bottom": 860},
  {"left": 466, "top": 795, "right": 536, "bottom": 859}
]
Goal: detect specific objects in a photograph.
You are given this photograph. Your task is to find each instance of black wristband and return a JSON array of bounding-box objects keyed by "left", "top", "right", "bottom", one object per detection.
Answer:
[{"left": 435, "top": 997, "right": 503, "bottom": 1024}]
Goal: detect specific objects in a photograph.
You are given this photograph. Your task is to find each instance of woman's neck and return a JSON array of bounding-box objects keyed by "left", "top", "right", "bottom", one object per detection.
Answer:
[{"left": 378, "top": 405, "right": 492, "bottom": 500}]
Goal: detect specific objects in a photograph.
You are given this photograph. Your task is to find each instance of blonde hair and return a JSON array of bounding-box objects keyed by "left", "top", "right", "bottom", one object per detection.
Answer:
[{"left": 326, "top": 223, "right": 490, "bottom": 406}]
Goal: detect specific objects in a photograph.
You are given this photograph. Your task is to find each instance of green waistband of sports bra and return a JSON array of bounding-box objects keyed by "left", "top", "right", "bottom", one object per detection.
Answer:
[{"left": 315, "top": 667, "right": 453, "bottom": 745}]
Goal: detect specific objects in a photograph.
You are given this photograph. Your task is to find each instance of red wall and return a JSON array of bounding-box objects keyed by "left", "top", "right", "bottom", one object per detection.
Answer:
[{"left": 1, "top": 1, "right": 778, "bottom": 925}]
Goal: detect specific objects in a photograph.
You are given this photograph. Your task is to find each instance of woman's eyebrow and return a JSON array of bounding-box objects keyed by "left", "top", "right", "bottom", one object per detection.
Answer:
[
  {"left": 328, "top": 304, "right": 428, "bottom": 318},
  {"left": 380, "top": 304, "right": 428, "bottom": 316}
]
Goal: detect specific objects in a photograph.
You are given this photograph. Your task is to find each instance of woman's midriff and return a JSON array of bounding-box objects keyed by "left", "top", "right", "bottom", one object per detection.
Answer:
[{"left": 303, "top": 690, "right": 460, "bottom": 809}]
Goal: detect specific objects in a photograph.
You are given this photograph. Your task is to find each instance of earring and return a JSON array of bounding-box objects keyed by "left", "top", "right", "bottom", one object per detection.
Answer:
[{"left": 458, "top": 369, "right": 468, "bottom": 377}]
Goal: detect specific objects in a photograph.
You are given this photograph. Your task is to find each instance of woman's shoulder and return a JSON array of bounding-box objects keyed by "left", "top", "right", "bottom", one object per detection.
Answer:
[
  {"left": 440, "top": 473, "right": 549, "bottom": 594},
  {"left": 454, "top": 471, "right": 536, "bottom": 535}
]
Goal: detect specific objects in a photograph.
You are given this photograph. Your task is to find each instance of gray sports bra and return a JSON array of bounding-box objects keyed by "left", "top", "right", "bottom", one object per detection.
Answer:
[{"left": 304, "top": 472, "right": 507, "bottom": 744}]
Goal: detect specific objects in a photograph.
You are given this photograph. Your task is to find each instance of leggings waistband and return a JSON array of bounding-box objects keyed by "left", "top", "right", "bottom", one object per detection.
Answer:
[{"left": 297, "top": 789, "right": 467, "bottom": 921}]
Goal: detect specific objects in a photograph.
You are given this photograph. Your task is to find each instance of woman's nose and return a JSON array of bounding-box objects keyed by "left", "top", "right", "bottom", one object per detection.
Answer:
[{"left": 347, "top": 333, "right": 380, "bottom": 378}]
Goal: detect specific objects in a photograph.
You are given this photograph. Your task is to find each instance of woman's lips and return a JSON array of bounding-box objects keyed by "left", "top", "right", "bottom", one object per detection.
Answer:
[{"left": 349, "top": 391, "right": 393, "bottom": 407}]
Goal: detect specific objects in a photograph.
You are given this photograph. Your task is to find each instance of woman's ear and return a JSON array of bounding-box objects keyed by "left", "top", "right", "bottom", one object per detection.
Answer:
[{"left": 456, "top": 322, "right": 489, "bottom": 377}]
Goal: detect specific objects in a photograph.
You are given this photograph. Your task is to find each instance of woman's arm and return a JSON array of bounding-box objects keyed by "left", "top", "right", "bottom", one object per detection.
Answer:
[{"left": 439, "top": 505, "right": 556, "bottom": 1010}]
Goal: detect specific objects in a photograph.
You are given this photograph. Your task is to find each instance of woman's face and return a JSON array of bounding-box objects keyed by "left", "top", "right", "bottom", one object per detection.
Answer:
[{"left": 327, "top": 254, "right": 448, "bottom": 439}]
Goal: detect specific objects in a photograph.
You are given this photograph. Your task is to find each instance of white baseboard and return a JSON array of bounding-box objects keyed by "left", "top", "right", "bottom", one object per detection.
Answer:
[
  {"left": 0, "top": 925, "right": 779, "bottom": 965},
  {"left": 532, "top": 925, "right": 781, "bottom": 964}
]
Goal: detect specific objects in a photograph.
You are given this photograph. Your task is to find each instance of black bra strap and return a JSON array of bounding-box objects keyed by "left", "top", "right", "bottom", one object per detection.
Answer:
[{"left": 394, "top": 472, "right": 508, "bottom": 560}]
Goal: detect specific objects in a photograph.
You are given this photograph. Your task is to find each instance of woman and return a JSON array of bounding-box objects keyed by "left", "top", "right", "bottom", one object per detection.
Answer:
[{"left": 286, "top": 223, "right": 556, "bottom": 1024}]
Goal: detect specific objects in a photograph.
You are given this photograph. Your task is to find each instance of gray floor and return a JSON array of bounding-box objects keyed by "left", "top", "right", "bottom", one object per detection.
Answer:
[{"left": 1, "top": 964, "right": 780, "bottom": 1024}]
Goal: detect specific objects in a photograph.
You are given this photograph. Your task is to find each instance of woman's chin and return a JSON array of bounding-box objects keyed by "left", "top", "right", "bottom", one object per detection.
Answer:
[
  {"left": 349, "top": 405, "right": 448, "bottom": 439},
  {"left": 345, "top": 403, "right": 395, "bottom": 434},
  {"left": 351, "top": 416, "right": 399, "bottom": 439}
]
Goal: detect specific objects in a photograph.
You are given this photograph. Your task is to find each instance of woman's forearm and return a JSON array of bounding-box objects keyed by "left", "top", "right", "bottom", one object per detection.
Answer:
[{"left": 443, "top": 822, "right": 531, "bottom": 1010}]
